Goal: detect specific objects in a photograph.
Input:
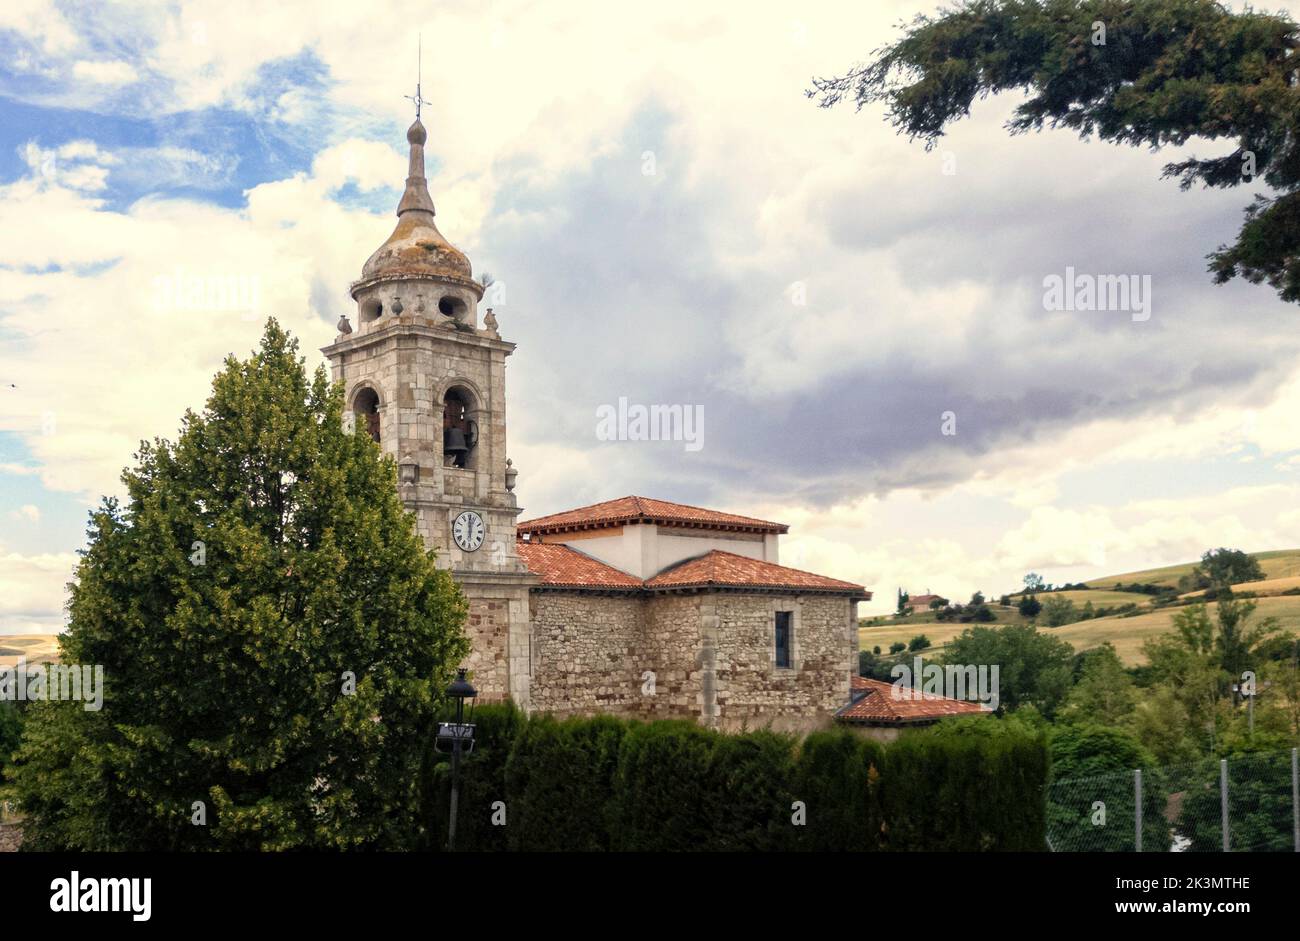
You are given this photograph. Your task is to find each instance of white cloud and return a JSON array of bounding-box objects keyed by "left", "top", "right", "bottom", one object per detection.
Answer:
[
  {"left": 0, "top": 0, "right": 79, "bottom": 55},
  {"left": 0, "top": 544, "right": 75, "bottom": 633},
  {"left": 72, "top": 59, "right": 138, "bottom": 86},
  {"left": 7, "top": 504, "right": 41, "bottom": 522}
]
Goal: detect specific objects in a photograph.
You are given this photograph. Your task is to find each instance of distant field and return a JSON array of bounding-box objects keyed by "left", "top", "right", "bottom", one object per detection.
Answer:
[
  {"left": 0, "top": 634, "right": 62, "bottom": 670},
  {"left": 1084, "top": 549, "right": 1300, "bottom": 590},
  {"left": 1011, "top": 589, "right": 1151, "bottom": 608},
  {"left": 859, "top": 594, "right": 1300, "bottom": 667},
  {"left": 1180, "top": 575, "right": 1300, "bottom": 601}
]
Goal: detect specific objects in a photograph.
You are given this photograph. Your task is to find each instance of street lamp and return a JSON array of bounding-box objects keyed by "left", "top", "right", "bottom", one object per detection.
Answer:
[{"left": 435, "top": 668, "right": 477, "bottom": 850}]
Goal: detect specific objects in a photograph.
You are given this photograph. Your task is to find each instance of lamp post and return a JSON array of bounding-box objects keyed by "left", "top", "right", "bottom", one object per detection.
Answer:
[{"left": 436, "top": 668, "right": 477, "bottom": 850}]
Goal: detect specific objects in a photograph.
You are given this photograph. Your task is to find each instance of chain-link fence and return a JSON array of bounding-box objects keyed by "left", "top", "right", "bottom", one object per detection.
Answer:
[{"left": 1046, "top": 747, "right": 1300, "bottom": 852}]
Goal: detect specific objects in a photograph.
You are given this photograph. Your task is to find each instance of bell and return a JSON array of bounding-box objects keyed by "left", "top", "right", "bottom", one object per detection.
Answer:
[{"left": 443, "top": 427, "right": 469, "bottom": 464}]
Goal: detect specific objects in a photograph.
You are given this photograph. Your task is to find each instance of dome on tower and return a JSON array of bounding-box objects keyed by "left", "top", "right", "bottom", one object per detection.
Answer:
[{"left": 353, "top": 117, "right": 479, "bottom": 295}]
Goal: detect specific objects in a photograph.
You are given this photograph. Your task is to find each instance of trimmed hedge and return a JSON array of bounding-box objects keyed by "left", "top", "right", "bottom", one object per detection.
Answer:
[
  {"left": 881, "top": 716, "right": 1048, "bottom": 851},
  {"left": 610, "top": 720, "right": 717, "bottom": 851},
  {"left": 433, "top": 711, "right": 1047, "bottom": 851},
  {"left": 790, "top": 729, "right": 885, "bottom": 851},
  {"left": 423, "top": 702, "right": 523, "bottom": 851},
  {"left": 504, "top": 714, "right": 627, "bottom": 851}
]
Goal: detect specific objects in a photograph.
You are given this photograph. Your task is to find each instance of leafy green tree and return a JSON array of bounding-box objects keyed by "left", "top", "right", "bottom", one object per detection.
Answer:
[
  {"left": 943, "top": 624, "right": 1074, "bottom": 715},
  {"left": 1045, "top": 724, "right": 1170, "bottom": 852},
  {"left": 1178, "top": 742, "right": 1296, "bottom": 851},
  {"left": 1018, "top": 594, "right": 1042, "bottom": 618},
  {"left": 1059, "top": 643, "right": 1136, "bottom": 727},
  {"left": 889, "top": 641, "right": 907, "bottom": 655},
  {"left": 908, "top": 634, "right": 932, "bottom": 652},
  {"left": 1191, "top": 548, "right": 1266, "bottom": 590},
  {"left": 1142, "top": 601, "right": 1279, "bottom": 753},
  {"left": 810, "top": 0, "right": 1300, "bottom": 305},
  {"left": 1022, "top": 573, "right": 1045, "bottom": 593},
  {"left": 1130, "top": 686, "right": 1199, "bottom": 766},
  {"left": 0, "top": 702, "right": 22, "bottom": 772},
  {"left": 1041, "top": 594, "right": 1077, "bottom": 628},
  {"left": 5, "top": 321, "right": 469, "bottom": 850}
]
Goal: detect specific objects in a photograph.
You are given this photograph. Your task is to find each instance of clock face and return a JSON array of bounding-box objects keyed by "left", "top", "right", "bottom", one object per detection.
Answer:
[{"left": 452, "top": 510, "right": 485, "bottom": 552}]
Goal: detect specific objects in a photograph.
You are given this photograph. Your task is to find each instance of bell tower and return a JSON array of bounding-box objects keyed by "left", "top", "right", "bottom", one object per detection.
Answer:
[{"left": 322, "top": 100, "right": 535, "bottom": 708}]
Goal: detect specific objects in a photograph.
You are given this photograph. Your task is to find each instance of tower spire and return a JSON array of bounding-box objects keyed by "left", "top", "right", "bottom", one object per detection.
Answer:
[
  {"left": 404, "top": 33, "right": 426, "bottom": 120},
  {"left": 397, "top": 33, "right": 435, "bottom": 218}
]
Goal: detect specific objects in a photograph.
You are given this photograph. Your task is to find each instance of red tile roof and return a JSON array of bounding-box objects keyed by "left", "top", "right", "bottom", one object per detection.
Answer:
[
  {"left": 515, "top": 541, "right": 642, "bottom": 590},
  {"left": 518, "top": 543, "right": 869, "bottom": 598},
  {"left": 517, "top": 495, "right": 788, "bottom": 536},
  {"left": 905, "top": 593, "right": 945, "bottom": 609},
  {"left": 836, "top": 676, "right": 987, "bottom": 725},
  {"left": 645, "top": 551, "right": 870, "bottom": 598}
]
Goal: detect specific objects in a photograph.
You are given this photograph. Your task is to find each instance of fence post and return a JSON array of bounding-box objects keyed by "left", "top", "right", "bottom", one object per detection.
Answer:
[
  {"left": 1220, "top": 758, "right": 1230, "bottom": 852},
  {"left": 1292, "top": 747, "right": 1298, "bottom": 853},
  {"left": 1134, "top": 769, "right": 1143, "bottom": 852}
]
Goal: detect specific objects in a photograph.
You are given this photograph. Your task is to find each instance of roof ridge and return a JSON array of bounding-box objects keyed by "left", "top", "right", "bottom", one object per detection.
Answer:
[{"left": 705, "top": 549, "right": 863, "bottom": 586}]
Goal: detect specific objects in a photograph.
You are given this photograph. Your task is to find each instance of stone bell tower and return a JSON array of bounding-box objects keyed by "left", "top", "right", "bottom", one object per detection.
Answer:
[{"left": 321, "top": 106, "right": 534, "bottom": 708}]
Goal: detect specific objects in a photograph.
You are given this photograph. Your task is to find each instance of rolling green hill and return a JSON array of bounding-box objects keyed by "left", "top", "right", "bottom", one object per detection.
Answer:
[{"left": 861, "top": 549, "right": 1300, "bottom": 666}]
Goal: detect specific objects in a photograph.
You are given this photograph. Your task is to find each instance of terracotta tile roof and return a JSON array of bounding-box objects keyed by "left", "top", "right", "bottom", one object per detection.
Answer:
[
  {"left": 645, "top": 550, "right": 870, "bottom": 598},
  {"left": 517, "top": 495, "right": 788, "bottom": 536},
  {"left": 906, "top": 593, "right": 944, "bottom": 609},
  {"left": 836, "top": 676, "right": 987, "bottom": 725},
  {"left": 517, "top": 544, "right": 869, "bottom": 598},
  {"left": 515, "top": 541, "right": 642, "bottom": 590}
]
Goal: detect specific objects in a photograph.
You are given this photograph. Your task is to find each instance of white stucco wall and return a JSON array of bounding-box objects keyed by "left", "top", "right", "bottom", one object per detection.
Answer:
[{"left": 550, "top": 524, "right": 776, "bottom": 578}]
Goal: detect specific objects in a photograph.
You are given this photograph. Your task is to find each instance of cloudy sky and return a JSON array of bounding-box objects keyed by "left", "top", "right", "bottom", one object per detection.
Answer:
[{"left": 3, "top": 0, "right": 1300, "bottom": 631}]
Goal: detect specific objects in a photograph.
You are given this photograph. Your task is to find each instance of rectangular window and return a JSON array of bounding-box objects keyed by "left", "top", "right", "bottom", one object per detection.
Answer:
[{"left": 775, "top": 611, "right": 793, "bottom": 669}]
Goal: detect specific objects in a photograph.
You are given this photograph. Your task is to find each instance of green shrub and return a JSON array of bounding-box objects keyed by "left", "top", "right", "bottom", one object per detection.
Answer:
[
  {"left": 504, "top": 714, "right": 627, "bottom": 851},
  {"left": 610, "top": 720, "right": 716, "bottom": 851},
  {"left": 791, "top": 729, "right": 885, "bottom": 851},
  {"left": 881, "top": 716, "right": 1047, "bottom": 851},
  {"left": 424, "top": 701, "right": 523, "bottom": 851},
  {"left": 699, "top": 730, "right": 797, "bottom": 851},
  {"left": 0, "top": 702, "right": 23, "bottom": 772}
]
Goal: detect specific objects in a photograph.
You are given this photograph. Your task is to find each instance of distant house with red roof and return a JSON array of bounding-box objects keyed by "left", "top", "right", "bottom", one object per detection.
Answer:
[
  {"left": 903, "top": 592, "right": 945, "bottom": 611},
  {"left": 835, "top": 676, "right": 987, "bottom": 741},
  {"left": 515, "top": 495, "right": 870, "bottom": 731}
]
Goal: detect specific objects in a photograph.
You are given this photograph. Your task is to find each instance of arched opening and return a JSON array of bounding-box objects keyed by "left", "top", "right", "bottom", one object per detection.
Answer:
[
  {"left": 360, "top": 297, "right": 383, "bottom": 325},
  {"left": 442, "top": 386, "right": 478, "bottom": 468},
  {"left": 438, "top": 295, "right": 468, "bottom": 322},
  {"left": 354, "top": 387, "right": 381, "bottom": 443}
]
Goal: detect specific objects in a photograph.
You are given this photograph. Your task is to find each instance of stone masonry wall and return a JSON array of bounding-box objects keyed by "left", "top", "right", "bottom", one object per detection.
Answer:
[
  {"left": 638, "top": 593, "right": 703, "bottom": 721},
  {"left": 529, "top": 593, "right": 645, "bottom": 716},
  {"left": 528, "top": 589, "right": 856, "bottom": 731},
  {"left": 465, "top": 597, "right": 511, "bottom": 702},
  {"left": 705, "top": 593, "right": 854, "bottom": 733}
]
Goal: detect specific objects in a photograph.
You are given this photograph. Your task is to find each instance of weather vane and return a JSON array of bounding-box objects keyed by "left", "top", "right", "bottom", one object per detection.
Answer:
[{"left": 404, "top": 32, "right": 426, "bottom": 119}]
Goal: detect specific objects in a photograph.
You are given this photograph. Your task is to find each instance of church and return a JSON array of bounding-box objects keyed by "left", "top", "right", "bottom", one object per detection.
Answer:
[{"left": 321, "top": 114, "right": 870, "bottom": 732}]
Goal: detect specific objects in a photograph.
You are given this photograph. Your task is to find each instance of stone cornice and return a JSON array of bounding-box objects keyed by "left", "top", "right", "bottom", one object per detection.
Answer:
[{"left": 322, "top": 318, "right": 516, "bottom": 358}]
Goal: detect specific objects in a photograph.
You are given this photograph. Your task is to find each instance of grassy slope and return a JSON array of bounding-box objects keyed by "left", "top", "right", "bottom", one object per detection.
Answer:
[
  {"left": 0, "top": 634, "right": 62, "bottom": 670},
  {"left": 862, "top": 550, "right": 1300, "bottom": 666},
  {"left": 1083, "top": 548, "right": 1300, "bottom": 589}
]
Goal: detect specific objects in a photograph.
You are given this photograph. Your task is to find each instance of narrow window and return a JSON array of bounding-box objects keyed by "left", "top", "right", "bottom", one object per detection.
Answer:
[
  {"left": 354, "top": 387, "right": 381, "bottom": 443},
  {"left": 775, "top": 611, "right": 793, "bottom": 669}
]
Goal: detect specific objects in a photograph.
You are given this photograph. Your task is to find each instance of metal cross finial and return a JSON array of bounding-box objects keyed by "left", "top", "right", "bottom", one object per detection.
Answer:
[{"left": 404, "top": 33, "right": 426, "bottom": 119}]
